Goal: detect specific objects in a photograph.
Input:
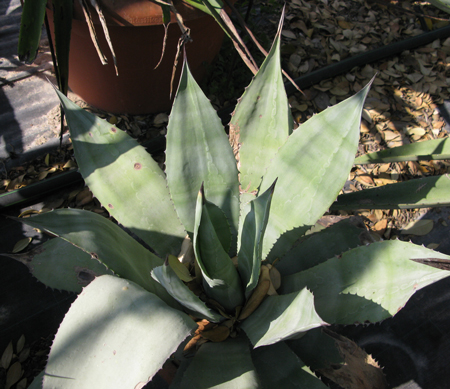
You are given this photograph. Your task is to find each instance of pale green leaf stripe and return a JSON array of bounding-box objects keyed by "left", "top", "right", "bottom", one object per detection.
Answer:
[
  {"left": 276, "top": 218, "right": 368, "bottom": 276},
  {"left": 281, "top": 240, "right": 450, "bottom": 324},
  {"left": 231, "top": 31, "right": 293, "bottom": 194},
  {"left": 152, "top": 264, "right": 223, "bottom": 322},
  {"left": 56, "top": 90, "right": 186, "bottom": 257},
  {"left": 238, "top": 182, "right": 276, "bottom": 298},
  {"left": 43, "top": 276, "right": 195, "bottom": 389},
  {"left": 260, "top": 82, "right": 371, "bottom": 261},
  {"left": 5, "top": 238, "right": 113, "bottom": 293},
  {"left": 193, "top": 191, "right": 244, "bottom": 312},
  {"left": 252, "top": 342, "right": 328, "bottom": 389},
  {"left": 355, "top": 137, "right": 450, "bottom": 164},
  {"left": 166, "top": 61, "right": 239, "bottom": 254},
  {"left": 241, "top": 288, "right": 326, "bottom": 348},
  {"left": 332, "top": 175, "right": 450, "bottom": 210},
  {"left": 178, "top": 336, "right": 260, "bottom": 389},
  {"left": 19, "top": 209, "right": 178, "bottom": 309}
]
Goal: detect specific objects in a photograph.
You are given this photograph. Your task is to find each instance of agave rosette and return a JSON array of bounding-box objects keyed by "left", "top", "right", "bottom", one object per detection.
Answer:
[{"left": 13, "top": 20, "right": 450, "bottom": 389}]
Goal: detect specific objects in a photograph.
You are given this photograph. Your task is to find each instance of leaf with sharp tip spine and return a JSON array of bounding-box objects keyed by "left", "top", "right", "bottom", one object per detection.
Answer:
[
  {"left": 16, "top": 209, "right": 178, "bottom": 308},
  {"left": 193, "top": 187, "right": 244, "bottom": 312},
  {"left": 241, "top": 288, "right": 326, "bottom": 348},
  {"left": 230, "top": 19, "right": 293, "bottom": 195},
  {"left": 332, "top": 175, "right": 450, "bottom": 210},
  {"left": 259, "top": 80, "right": 372, "bottom": 262},
  {"left": 55, "top": 90, "right": 185, "bottom": 258},
  {"left": 151, "top": 263, "right": 223, "bottom": 322},
  {"left": 276, "top": 218, "right": 369, "bottom": 276},
  {"left": 354, "top": 138, "right": 450, "bottom": 164},
  {"left": 238, "top": 180, "right": 277, "bottom": 298},
  {"left": 166, "top": 59, "right": 239, "bottom": 256},
  {"left": 280, "top": 240, "right": 450, "bottom": 324}
]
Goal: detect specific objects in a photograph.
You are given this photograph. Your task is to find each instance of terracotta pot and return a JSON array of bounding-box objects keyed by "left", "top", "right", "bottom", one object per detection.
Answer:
[{"left": 47, "top": 0, "right": 225, "bottom": 114}]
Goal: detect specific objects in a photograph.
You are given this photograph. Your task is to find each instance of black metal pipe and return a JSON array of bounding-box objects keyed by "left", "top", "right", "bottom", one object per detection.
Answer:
[
  {"left": 284, "top": 23, "right": 450, "bottom": 95},
  {"left": 0, "top": 135, "right": 166, "bottom": 209}
]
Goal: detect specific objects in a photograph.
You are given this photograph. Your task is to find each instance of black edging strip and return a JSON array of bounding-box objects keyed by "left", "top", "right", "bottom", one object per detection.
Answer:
[
  {"left": 3, "top": 24, "right": 450, "bottom": 209},
  {"left": 0, "top": 169, "right": 83, "bottom": 209}
]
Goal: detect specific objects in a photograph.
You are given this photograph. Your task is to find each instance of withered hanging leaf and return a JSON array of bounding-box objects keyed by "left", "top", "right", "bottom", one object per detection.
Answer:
[
  {"left": 401, "top": 219, "right": 434, "bottom": 236},
  {"left": 12, "top": 238, "right": 32, "bottom": 254}
]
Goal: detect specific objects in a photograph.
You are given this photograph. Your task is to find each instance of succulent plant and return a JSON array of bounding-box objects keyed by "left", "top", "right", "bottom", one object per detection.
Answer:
[{"left": 9, "top": 20, "right": 450, "bottom": 389}]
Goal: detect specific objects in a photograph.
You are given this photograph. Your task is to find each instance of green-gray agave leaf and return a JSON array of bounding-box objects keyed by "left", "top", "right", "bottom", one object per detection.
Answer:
[
  {"left": 251, "top": 342, "right": 328, "bottom": 388},
  {"left": 259, "top": 80, "right": 373, "bottom": 262},
  {"left": 286, "top": 328, "right": 344, "bottom": 371},
  {"left": 281, "top": 240, "right": 450, "bottom": 324},
  {"left": 166, "top": 60, "right": 239, "bottom": 255},
  {"left": 4, "top": 238, "right": 113, "bottom": 293},
  {"left": 193, "top": 187, "right": 244, "bottom": 312},
  {"left": 241, "top": 288, "right": 326, "bottom": 348},
  {"left": 177, "top": 335, "right": 260, "bottom": 388},
  {"left": 229, "top": 21, "right": 293, "bottom": 195},
  {"left": 276, "top": 217, "right": 371, "bottom": 276},
  {"left": 56, "top": 90, "right": 186, "bottom": 258},
  {"left": 43, "top": 275, "right": 196, "bottom": 389},
  {"left": 238, "top": 180, "right": 276, "bottom": 298},
  {"left": 151, "top": 261, "right": 224, "bottom": 322},
  {"left": 332, "top": 174, "right": 450, "bottom": 210},
  {"left": 355, "top": 137, "right": 450, "bottom": 164},
  {"left": 18, "top": 209, "right": 177, "bottom": 308}
]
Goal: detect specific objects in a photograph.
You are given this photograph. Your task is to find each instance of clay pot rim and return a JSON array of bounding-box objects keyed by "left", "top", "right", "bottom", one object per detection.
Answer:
[{"left": 69, "top": 0, "right": 208, "bottom": 26}]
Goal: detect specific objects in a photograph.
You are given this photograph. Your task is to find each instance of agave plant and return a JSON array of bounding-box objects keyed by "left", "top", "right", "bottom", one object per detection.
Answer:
[{"left": 9, "top": 20, "right": 450, "bottom": 389}]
